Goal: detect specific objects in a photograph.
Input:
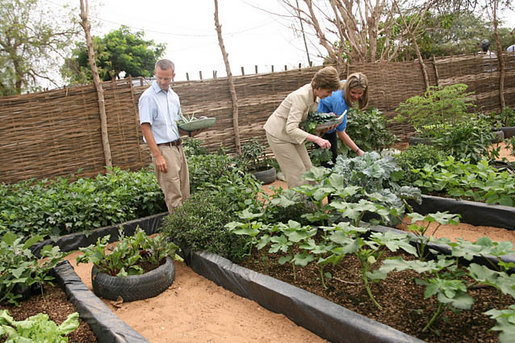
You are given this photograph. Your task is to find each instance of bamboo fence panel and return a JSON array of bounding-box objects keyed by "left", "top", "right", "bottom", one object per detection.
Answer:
[{"left": 0, "top": 55, "right": 512, "bottom": 184}]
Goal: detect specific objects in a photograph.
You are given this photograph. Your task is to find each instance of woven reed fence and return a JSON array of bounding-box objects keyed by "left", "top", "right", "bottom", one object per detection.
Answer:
[{"left": 1, "top": 54, "right": 513, "bottom": 184}]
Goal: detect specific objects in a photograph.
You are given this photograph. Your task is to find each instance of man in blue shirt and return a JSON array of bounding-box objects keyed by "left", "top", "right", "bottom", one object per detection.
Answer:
[{"left": 139, "top": 59, "right": 189, "bottom": 210}]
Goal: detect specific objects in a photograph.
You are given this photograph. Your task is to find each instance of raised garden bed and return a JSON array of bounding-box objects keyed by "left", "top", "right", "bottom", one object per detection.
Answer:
[{"left": 28, "top": 198, "right": 514, "bottom": 343}]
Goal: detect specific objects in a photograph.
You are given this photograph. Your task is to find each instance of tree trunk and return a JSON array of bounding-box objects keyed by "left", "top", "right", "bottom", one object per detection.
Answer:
[
  {"left": 214, "top": 0, "right": 241, "bottom": 153},
  {"left": 79, "top": 0, "right": 112, "bottom": 169}
]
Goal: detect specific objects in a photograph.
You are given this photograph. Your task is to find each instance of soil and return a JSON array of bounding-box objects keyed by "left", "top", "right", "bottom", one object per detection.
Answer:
[{"left": 1, "top": 142, "right": 513, "bottom": 343}]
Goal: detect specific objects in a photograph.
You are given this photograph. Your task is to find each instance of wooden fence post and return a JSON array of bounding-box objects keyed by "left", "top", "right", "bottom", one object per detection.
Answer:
[
  {"left": 79, "top": 0, "right": 112, "bottom": 169},
  {"left": 214, "top": 0, "right": 241, "bottom": 153}
]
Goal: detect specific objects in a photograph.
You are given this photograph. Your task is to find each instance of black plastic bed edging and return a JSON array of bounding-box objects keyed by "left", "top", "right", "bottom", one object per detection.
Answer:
[
  {"left": 410, "top": 194, "right": 515, "bottom": 230},
  {"left": 39, "top": 205, "right": 513, "bottom": 343},
  {"left": 189, "top": 251, "right": 424, "bottom": 343},
  {"left": 34, "top": 212, "right": 167, "bottom": 343},
  {"left": 54, "top": 261, "right": 149, "bottom": 343}
]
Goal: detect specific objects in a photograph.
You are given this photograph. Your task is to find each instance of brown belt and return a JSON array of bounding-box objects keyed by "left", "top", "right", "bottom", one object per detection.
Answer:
[{"left": 158, "top": 139, "right": 182, "bottom": 147}]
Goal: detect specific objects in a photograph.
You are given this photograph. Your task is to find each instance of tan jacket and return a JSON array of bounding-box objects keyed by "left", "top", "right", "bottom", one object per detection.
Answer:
[{"left": 263, "top": 84, "right": 319, "bottom": 145}]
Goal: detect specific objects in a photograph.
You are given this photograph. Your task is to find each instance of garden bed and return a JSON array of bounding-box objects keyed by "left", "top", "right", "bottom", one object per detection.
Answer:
[{"left": 23, "top": 203, "right": 513, "bottom": 343}]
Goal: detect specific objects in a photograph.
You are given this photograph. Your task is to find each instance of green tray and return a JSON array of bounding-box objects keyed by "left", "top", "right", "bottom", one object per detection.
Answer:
[{"left": 177, "top": 117, "right": 216, "bottom": 132}]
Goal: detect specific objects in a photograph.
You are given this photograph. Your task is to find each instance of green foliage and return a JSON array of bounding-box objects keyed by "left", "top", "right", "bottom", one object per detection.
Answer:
[
  {"left": 411, "top": 157, "right": 515, "bottom": 206},
  {"left": 301, "top": 112, "right": 340, "bottom": 134},
  {"left": 238, "top": 138, "right": 274, "bottom": 172},
  {"left": 393, "top": 144, "right": 448, "bottom": 185},
  {"left": 0, "top": 310, "right": 79, "bottom": 342},
  {"left": 405, "top": 212, "right": 460, "bottom": 260},
  {"left": 182, "top": 138, "right": 208, "bottom": 157},
  {"left": 161, "top": 190, "right": 250, "bottom": 262},
  {"left": 0, "top": 167, "right": 166, "bottom": 238},
  {"left": 0, "top": 0, "right": 79, "bottom": 94},
  {"left": 76, "top": 227, "right": 178, "bottom": 277},
  {"left": 393, "top": 84, "right": 475, "bottom": 138},
  {"left": 62, "top": 25, "right": 165, "bottom": 83},
  {"left": 331, "top": 152, "right": 421, "bottom": 224},
  {"left": 487, "top": 107, "right": 515, "bottom": 129},
  {"left": 485, "top": 305, "right": 515, "bottom": 343},
  {"left": 0, "top": 232, "right": 66, "bottom": 305},
  {"left": 431, "top": 118, "right": 496, "bottom": 164},
  {"left": 344, "top": 107, "right": 395, "bottom": 153}
]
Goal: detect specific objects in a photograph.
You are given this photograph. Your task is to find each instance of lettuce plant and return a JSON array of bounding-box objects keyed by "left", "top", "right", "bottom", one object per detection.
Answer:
[{"left": 0, "top": 310, "right": 79, "bottom": 343}]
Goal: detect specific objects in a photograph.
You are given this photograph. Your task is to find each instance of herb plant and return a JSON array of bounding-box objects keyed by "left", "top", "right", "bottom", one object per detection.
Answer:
[{"left": 76, "top": 227, "right": 178, "bottom": 277}]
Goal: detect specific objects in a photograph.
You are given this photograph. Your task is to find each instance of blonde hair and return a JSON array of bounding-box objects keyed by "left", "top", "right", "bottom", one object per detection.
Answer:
[
  {"left": 343, "top": 72, "right": 369, "bottom": 109},
  {"left": 311, "top": 66, "right": 340, "bottom": 91}
]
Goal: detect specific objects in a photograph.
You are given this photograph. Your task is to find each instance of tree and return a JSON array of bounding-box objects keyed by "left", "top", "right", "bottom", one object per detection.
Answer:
[
  {"left": 62, "top": 26, "right": 166, "bottom": 84},
  {"left": 0, "top": 0, "right": 79, "bottom": 95}
]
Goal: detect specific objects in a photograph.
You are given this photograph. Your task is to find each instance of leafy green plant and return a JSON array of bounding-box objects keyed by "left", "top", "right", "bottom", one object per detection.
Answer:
[
  {"left": 76, "top": 227, "right": 178, "bottom": 277},
  {"left": 182, "top": 137, "right": 208, "bottom": 157},
  {"left": 484, "top": 305, "right": 515, "bottom": 343},
  {"left": 393, "top": 144, "right": 448, "bottom": 185},
  {"left": 486, "top": 107, "right": 515, "bottom": 128},
  {"left": 431, "top": 118, "right": 496, "bottom": 164},
  {"left": 405, "top": 212, "right": 460, "bottom": 260},
  {"left": 0, "top": 310, "right": 79, "bottom": 343},
  {"left": 393, "top": 84, "right": 475, "bottom": 138},
  {"left": 0, "top": 167, "right": 166, "bottom": 238},
  {"left": 238, "top": 138, "right": 274, "bottom": 172},
  {"left": 411, "top": 157, "right": 515, "bottom": 206},
  {"left": 344, "top": 106, "right": 396, "bottom": 153},
  {"left": 0, "top": 233, "right": 66, "bottom": 305}
]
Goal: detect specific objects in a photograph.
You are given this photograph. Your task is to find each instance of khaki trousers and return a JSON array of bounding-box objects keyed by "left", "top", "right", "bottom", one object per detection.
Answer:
[
  {"left": 153, "top": 145, "right": 190, "bottom": 211},
  {"left": 266, "top": 132, "right": 312, "bottom": 188}
]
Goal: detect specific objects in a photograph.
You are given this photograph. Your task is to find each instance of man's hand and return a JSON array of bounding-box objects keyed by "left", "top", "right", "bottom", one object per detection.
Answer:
[{"left": 155, "top": 154, "right": 168, "bottom": 173}]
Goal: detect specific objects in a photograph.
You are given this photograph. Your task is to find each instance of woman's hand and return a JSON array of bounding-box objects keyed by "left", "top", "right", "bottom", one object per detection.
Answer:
[{"left": 315, "top": 136, "right": 331, "bottom": 149}]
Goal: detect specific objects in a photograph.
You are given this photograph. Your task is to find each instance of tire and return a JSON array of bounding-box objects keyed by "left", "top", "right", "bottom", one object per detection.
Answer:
[
  {"left": 251, "top": 167, "right": 276, "bottom": 185},
  {"left": 92, "top": 257, "right": 175, "bottom": 302}
]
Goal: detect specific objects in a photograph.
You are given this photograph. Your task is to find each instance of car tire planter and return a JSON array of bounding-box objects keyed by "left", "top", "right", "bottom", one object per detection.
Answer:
[
  {"left": 251, "top": 166, "right": 276, "bottom": 185},
  {"left": 91, "top": 257, "right": 175, "bottom": 302}
]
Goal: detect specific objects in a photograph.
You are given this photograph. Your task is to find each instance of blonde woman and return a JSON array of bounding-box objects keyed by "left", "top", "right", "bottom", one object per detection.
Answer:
[
  {"left": 263, "top": 66, "right": 340, "bottom": 188},
  {"left": 318, "top": 72, "right": 369, "bottom": 165}
]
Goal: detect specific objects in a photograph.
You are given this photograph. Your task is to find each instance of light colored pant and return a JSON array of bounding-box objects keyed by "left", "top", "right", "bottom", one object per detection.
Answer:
[
  {"left": 266, "top": 132, "right": 312, "bottom": 188},
  {"left": 153, "top": 145, "right": 190, "bottom": 211}
]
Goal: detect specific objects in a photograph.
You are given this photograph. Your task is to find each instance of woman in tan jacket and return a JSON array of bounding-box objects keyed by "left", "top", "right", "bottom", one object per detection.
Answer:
[{"left": 263, "top": 66, "right": 340, "bottom": 188}]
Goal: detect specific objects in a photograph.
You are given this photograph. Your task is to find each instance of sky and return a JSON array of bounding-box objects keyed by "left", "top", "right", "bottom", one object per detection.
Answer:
[
  {"left": 51, "top": 0, "right": 514, "bottom": 83},
  {"left": 85, "top": 0, "right": 322, "bottom": 81}
]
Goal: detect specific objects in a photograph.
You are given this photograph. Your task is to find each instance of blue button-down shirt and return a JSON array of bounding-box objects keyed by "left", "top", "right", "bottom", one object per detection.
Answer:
[
  {"left": 138, "top": 80, "right": 181, "bottom": 144},
  {"left": 317, "top": 89, "right": 349, "bottom": 134}
]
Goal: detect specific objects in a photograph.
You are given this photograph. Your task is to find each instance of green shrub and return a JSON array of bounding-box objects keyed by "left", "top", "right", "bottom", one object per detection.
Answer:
[
  {"left": 394, "top": 144, "right": 448, "bottom": 185},
  {"left": 431, "top": 118, "right": 496, "bottom": 164},
  {"left": 393, "top": 84, "right": 475, "bottom": 138},
  {"left": 183, "top": 137, "right": 208, "bottom": 157},
  {"left": 160, "top": 190, "right": 249, "bottom": 262}
]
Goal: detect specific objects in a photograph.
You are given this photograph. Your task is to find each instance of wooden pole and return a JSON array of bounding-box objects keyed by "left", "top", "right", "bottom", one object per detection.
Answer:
[
  {"left": 214, "top": 0, "right": 241, "bottom": 153},
  {"left": 79, "top": 0, "right": 112, "bottom": 169}
]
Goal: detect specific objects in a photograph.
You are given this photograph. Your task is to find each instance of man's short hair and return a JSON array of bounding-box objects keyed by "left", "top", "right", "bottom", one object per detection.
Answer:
[{"left": 155, "top": 59, "right": 175, "bottom": 72}]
